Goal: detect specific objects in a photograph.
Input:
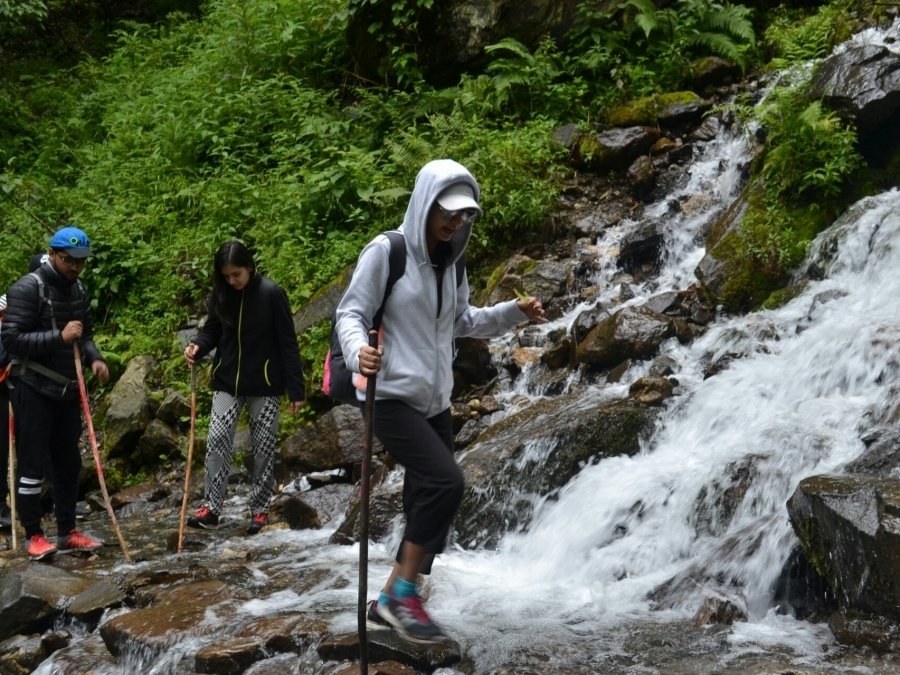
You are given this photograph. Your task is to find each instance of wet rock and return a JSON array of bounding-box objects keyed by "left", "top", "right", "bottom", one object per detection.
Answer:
[
  {"left": 773, "top": 545, "right": 837, "bottom": 621},
  {"left": 827, "top": 610, "right": 900, "bottom": 654},
  {"left": 452, "top": 337, "right": 496, "bottom": 399},
  {"left": 318, "top": 631, "right": 462, "bottom": 672},
  {"left": 110, "top": 482, "right": 168, "bottom": 511},
  {"left": 694, "top": 181, "right": 753, "bottom": 304},
  {"left": 576, "top": 126, "right": 660, "bottom": 172},
  {"left": 628, "top": 376, "right": 674, "bottom": 406},
  {"left": 236, "top": 612, "right": 329, "bottom": 652},
  {"left": 787, "top": 474, "right": 900, "bottom": 621},
  {"left": 330, "top": 479, "right": 403, "bottom": 546},
  {"left": 845, "top": 426, "right": 900, "bottom": 474},
  {"left": 618, "top": 221, "right": 663, "bottom": 275},
  {"left": 482, "top": 255, "right": 572, "bottom": 309},
  {"left": 0, "top": 565, "right": 95, "bottom": 640},
  {"left": 99, "top": 579, "right": 229, "bottom": 658},
  {"left": 280, "top": 483, "right": 356, "bottom": 527},
  {"left": 66, "top": 581, "right": 125, "bottom": 627},
  {"left": 0, "top": 633, "right": 51, "bottom": 674},
  {"left": 244, "top": 652, "right": 304, "bottom": 674},
  {"left": 270, "top": 494, "right": 322, "bottom": 530},
  {"left": 540, "top": 333, "right": 574, "bottom": 370},
  {"left": 627, "top": 155, "right": 656, "bottom": 197},
  {"left": 331, "top": 660, "right": 419, "bottom": 674},
  {"left": 809, "top": 44, "right": 900, "bottom": 136},
  {"left": 691, "top": 593, "right": 748, "bottom": 627},
  {"left": 195, "top": 636, "right": 266, "bottom": 674},
  {"left": 456, "top": 392, "right": 658, "bottom": 548},
  {"left": 575, "top": 305, "right": 687, "bottom": 371},
  {"left": 37, "top": 632, "right": 118, "bottom": 672}
]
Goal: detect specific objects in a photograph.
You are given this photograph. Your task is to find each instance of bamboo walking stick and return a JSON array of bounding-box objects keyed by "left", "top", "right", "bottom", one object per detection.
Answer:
[
  {"left": 358, "top": 329, "right": 378, "bottom": 674},
  {"left": 73, "top": 343, "right": 132, "bottom": 562},
  {"left": 177, "top": 363, "right": 197, "bottom": 554},
  {"left": 7, "top": 401, "right": 17, "bottom": 551}
]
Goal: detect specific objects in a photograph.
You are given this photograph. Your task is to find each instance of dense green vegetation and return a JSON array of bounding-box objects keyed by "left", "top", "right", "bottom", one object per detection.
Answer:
[{"left": 0, "top": 0, "right": 879, "bottom": 416}]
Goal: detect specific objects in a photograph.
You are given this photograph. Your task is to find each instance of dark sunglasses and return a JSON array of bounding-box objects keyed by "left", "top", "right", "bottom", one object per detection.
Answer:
[
  {"left": 56, "top": 253, "right": 87, "bottom": 266},
  {"left": 436, "top": 205, "right": 478, "bottom": 225}
]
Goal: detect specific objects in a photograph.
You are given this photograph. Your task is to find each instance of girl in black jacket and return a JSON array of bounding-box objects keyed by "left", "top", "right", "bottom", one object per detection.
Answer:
[{"left": 184, "top": 241, "right": 305, "bottom": 535}]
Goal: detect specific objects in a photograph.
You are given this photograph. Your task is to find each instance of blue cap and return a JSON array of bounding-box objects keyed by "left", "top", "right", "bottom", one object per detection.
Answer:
[{"left": 49, "top": 226, "right": 93, "bottom": 258}]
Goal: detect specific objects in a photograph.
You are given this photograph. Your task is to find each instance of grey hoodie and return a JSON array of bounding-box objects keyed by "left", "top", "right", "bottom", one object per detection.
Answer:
[{"left": 335, "top": 159, "right": 526, "bottom": 417}]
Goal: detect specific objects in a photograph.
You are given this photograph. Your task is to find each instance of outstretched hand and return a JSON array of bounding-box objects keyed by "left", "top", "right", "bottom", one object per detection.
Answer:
[{"left": 516, "top": 296, "right": 547, "bottom": 323}]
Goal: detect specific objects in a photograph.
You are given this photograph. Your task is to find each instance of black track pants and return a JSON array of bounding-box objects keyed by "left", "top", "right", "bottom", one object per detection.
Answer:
[
  {"left": 373, "top": 400, "right": 462, "bottom": 559},
  {"left": 10, "top": 381, "right": 81, "bottom": 538}
]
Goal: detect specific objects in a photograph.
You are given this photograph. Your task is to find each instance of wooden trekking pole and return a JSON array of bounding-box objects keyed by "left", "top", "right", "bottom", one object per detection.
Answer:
[
  {"left": 8, "top": 401, "right": 17, "bottom": 551},
  {"left": 176, "top": 363, "right": 197, "bottom": 554},
  {"left": 358, "top": 329, "right": 378, "bottom": 674},
  {"left": 73, "top": 343, "right": 132, "bottom": 562}
]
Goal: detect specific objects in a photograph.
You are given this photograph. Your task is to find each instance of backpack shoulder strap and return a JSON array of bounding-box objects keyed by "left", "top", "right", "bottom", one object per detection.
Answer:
[
  {"left": 455, "top": 251, "right": 466, "bottom": 288},
  {"left": 28, "top": 271, "right": 57, "bottom": 331},
  {"left": 372, "top": 230, "right": 406, "bottom": 329}
]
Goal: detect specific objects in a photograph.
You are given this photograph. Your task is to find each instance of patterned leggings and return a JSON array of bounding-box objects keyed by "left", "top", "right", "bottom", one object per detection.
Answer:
[{"left": 203, "top": 391, "right": 280, "bottom": 515}]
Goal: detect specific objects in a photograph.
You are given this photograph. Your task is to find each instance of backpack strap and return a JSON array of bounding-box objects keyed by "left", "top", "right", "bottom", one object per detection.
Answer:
[
  {"left": 13, "top": 271, "right": 80, "bottom": 388},
  {"left": 455, "top": 251, "right": 466, "bottom": 288},
  {"left": 27, "top": 271, "right": 57, "bottom": 332},
  {"left": 372, "top": 230, "right": 406, "bottom": 330}
]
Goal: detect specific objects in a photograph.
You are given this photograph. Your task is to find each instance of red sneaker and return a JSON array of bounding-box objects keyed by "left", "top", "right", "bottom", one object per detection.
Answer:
[
  {"left": 57, "top": 528, "right": 104, "bottom": 552},
  {"left": 187, "top": 505, "right": 220, "bottom": 529},
  {"left": 26, "top": 533, "right": 58, "bottom": 560},
  {"left": 247, "top": 512, "right": 268, "bottom": 535}
]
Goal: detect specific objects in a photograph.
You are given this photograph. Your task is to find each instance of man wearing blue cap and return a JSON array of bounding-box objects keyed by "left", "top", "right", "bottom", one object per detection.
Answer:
[{"left": 0, "top": 226, "right": 110, "bottom": 559}]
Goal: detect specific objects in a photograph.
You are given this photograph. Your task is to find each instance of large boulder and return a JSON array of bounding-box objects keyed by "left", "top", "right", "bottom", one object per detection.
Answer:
[
  {"left": 347, "top": 0, "right": 581, "bottom": 86},
  {"left": 102, "top": 355, "right": 157, "bottom": 461},
  {"left": 0, "top": 566, "right": 95, "bottom": 640},
  {"left": 787, "top": 474, "right": 900, "bottom": 621},
  {"left": 280, "top": 405, "right": 380, "bottom": 473},
  {"left": 809, "top": 44, "right": 900, "bottom": 136},
  {"left": 574, "top": 305, "right": 690, "bottom": 371},
  {"left": 455, "top": 392, "right": 658, "bottom": 548}
]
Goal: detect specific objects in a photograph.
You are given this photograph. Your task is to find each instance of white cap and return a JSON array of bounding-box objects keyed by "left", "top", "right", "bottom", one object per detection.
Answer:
[{"left": 436, "top": 183, "right": 482, "bottom": 216}]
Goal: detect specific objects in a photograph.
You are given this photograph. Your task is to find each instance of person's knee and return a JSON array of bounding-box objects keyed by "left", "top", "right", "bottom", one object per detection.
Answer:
[{"left": 446, "top": 466, "right": 465, "bottom": 506}]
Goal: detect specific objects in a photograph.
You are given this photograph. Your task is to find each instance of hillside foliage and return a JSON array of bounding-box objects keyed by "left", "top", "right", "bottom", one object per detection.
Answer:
[{"left": 0, "top": 0, "right": 874, "bottom": 428}]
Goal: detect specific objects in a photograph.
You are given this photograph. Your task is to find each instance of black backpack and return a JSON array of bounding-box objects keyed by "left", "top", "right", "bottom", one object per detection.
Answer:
[{"left": 322, "top": 230, "right": 465, "bottom": 405}]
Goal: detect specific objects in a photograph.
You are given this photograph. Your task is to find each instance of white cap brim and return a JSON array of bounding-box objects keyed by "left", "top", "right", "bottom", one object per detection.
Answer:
[{"left": 437, "top": 183, "right": 482, "bottom": 215}]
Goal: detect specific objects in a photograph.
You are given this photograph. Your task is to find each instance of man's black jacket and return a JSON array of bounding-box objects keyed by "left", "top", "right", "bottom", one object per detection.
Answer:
[{"left": 1, "top": 262, "right": 104, "bottom": 401}]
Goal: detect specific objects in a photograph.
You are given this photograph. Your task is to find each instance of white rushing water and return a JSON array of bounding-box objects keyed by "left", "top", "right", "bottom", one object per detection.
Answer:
[{"left": 415, "top": 196, "right": 900, "bottom": 674}]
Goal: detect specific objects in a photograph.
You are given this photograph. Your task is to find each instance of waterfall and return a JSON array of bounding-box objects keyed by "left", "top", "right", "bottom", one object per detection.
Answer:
[{"left": 424, "top": 188, "right": 900, "bottom": 669}]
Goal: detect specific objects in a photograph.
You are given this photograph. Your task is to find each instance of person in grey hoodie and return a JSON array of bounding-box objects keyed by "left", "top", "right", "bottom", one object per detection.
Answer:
[{"left": 335, "top": 159, "right": 546, "bottom": 643}]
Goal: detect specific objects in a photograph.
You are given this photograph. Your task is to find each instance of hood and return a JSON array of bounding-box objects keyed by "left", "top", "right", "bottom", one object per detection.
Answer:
[{"left": 398, "top": 159, "right": 479, "bottom": 268}]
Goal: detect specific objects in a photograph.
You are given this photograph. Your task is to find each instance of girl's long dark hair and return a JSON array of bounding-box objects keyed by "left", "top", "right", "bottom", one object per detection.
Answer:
[{"left": 212, "top": 240, "right": 256, "bottom": 325}]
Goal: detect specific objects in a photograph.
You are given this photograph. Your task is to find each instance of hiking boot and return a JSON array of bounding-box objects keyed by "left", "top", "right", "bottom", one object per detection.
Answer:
[
  {"left": 0, "top": 503, "right": 11, "bottom": 530},
  {"left": 247, "top": 512, "right": 268, "bottom": 535},
  {"left": 366, "top": 600, "right": 392, "bottom": 630},
  {"left": 26, "top": 533, "right": 57, "bottom": 560},
  {"left": 376, "top": 594, "right": 445, "bottom": 644},
  {"left": 187, "top": 506, "right": 219, "bottom": 529},
  {"left": 57, "top": 528, "right": 104, "bottom": 552}
]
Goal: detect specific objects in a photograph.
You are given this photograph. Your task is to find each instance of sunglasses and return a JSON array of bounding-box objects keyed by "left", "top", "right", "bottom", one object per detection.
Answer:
[
  {"left": 436, "top": 205, "right": 478, "bottom": 226},
  {"left": 56, "top": 253, "right": 87, "bottom": 266}
]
